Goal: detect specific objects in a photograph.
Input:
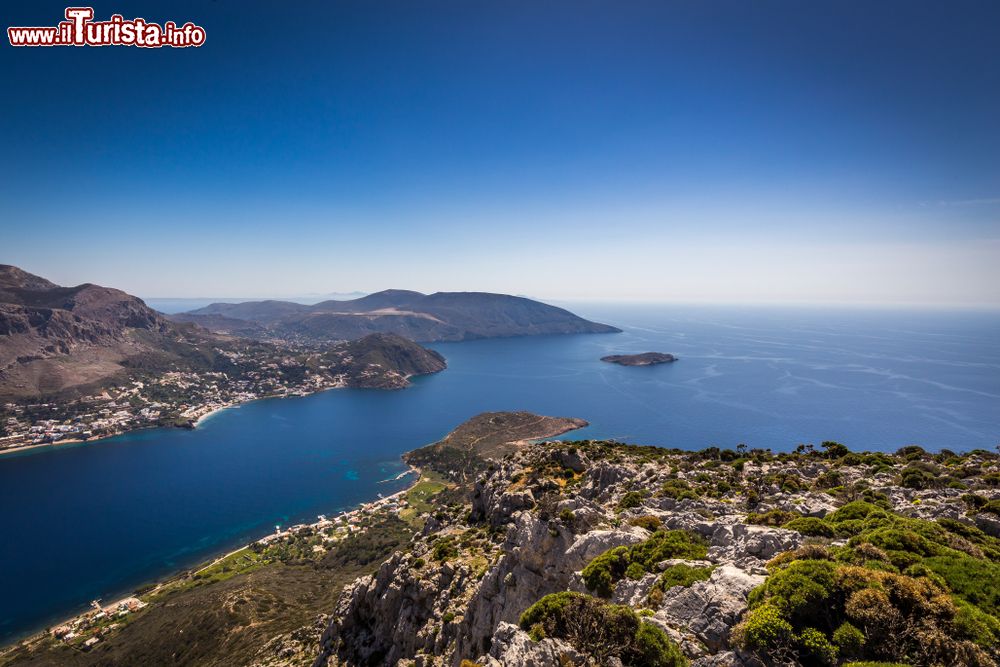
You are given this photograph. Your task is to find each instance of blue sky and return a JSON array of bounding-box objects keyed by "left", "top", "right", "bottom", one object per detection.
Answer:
[{"left": 2, "top": 1, "right": 999, "bottom": 305}]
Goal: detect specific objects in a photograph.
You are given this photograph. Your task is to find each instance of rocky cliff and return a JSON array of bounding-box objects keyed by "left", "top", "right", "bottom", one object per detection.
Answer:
[{"left": 314, "top": 432, "right": 1000, "bottom": 667}]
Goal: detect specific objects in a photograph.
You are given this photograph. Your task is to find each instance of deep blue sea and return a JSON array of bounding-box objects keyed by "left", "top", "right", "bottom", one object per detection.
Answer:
[{"left": 1, "top": 304, "right": 998, "bottom": 642}]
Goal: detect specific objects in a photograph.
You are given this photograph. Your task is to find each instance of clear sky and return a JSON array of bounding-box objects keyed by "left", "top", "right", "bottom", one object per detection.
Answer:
[{"left": 2, "top": 1, "right": 999, "bottom": 306}]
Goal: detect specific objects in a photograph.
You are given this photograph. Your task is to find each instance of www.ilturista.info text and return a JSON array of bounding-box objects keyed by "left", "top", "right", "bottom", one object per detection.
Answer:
[{"left": 8, "top": 7, "right": 206, "bottom": 48}]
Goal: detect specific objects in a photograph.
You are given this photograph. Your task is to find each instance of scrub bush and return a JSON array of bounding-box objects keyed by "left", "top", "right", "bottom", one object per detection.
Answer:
[
  {"left": 582, "top": 530, "right": 707, "bottom": 596},
  {"left": 519, "top": 592, "right": 687, "bottom": 667}
]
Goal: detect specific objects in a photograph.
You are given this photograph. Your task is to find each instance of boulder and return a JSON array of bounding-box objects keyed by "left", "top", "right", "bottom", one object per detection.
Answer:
[
  {"left": 655, "top": 565, "right": 765, "bottom": 652},
  {"left": 477, "top": 622, "right": 587, "bottom": 667},
  {"left": 707, "top": 524, "right": 801, "bottom": 569}
]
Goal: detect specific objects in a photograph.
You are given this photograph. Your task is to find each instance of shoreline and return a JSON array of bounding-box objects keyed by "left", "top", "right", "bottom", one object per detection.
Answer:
[
  {"left": 0, "top": 460, "right": 423, "bottom": 653},
  {"left": 0, "top": 385, "right": 344, "bottom": 458}
]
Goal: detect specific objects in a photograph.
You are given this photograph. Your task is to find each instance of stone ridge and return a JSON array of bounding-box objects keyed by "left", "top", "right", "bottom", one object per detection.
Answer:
[{"left": 313, "top": 437, "right": 1000, "bottom": 667}]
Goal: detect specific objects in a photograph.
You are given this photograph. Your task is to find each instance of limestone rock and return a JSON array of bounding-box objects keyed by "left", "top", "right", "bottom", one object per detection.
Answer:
[
  {"left": 478, "top": 622, "right": 587, "bottom": 667},
  {"left": 656, "top": 565, "right": 765, "bottom": 652}
]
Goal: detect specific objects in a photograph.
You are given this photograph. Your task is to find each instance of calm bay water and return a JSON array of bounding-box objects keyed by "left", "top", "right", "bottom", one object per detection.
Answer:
[{"left": 1, "top": 304, "right": 998, "bottom": 642}]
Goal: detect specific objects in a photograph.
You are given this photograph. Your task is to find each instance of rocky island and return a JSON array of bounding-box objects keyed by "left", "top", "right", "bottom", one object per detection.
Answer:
[
  {"left": 5, "top": 412, "right": 999, "bottom": 667},
  {"left": 601, "top": 352, "right": 678, "bottom": 366}
]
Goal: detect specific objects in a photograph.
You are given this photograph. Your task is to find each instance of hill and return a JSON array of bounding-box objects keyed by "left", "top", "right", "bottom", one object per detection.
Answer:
[
  {"left": 181, "top": 290, "right": 620, "bottom": 342},
  {"left": 323, "top": 333, "right": 447, "bottom": 389}
]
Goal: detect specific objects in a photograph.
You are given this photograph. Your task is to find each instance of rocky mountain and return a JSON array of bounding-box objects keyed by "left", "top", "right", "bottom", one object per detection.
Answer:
[
  {"left": 0, "top": 265, "right": 194, "bottom": 398},
  {"left": 176, "top": 291, "right": 620, "bottom": 343}
]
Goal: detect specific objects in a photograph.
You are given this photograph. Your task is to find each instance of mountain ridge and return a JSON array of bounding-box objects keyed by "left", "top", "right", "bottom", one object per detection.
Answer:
[{"left": 178, "top": 290, "right": 620, "bottom": 342}]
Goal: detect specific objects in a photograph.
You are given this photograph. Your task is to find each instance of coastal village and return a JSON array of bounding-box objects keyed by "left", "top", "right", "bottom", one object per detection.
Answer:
[{"left": 0, "top": 342, "right": 407, "bottom": 454}]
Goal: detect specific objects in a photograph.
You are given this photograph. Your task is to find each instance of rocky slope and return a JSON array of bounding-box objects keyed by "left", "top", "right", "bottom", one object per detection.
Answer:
[
  {"left": 179, "top": 291, "right": 621, "bottom": 343},
  {"left": 3, "top": 411, "right": 999, "bottom": 667},
  {"left": 315, "top": 431, "right": 1000, "bottom": 667},
  {"left": 0, "top": 265, "right": 204, "bottom": 397}
]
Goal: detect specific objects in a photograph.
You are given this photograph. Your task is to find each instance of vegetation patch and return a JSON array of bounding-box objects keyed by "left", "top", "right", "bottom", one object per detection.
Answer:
[
  {"left": 647, "top": 564, "right": 715, "bottom": 607},
  {"left": 582, "top": 530, "right": 708, "bottom": 596},
  {"left": 734, "top": 504, "right": 1000, "bottom": 666},
  {"left": 519, "top": 591, "right": 687, "bottom": 667}
]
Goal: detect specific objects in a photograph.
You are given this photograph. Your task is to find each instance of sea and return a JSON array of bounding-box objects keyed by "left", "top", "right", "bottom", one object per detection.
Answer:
[{"left": 1, "top": 303, "right": 998, "bottom": 643}]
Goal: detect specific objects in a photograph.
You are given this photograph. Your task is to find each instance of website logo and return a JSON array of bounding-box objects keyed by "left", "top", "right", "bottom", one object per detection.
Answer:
[{"left": 8, "top": 7, "right": 206, "bottom": 48}]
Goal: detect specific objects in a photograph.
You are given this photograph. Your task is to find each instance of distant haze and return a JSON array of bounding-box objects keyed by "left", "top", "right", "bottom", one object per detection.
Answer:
[{"left": 3, "top": 1, "right": 999, "bottom": 308}]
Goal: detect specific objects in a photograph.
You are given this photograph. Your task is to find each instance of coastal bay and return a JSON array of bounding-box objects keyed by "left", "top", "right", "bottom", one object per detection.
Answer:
[{"left": 1, "top": 304, "right": 998, "bottom": 644}]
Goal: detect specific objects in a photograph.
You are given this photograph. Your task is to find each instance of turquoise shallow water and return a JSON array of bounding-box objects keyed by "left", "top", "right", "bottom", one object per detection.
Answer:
[{"left": 1, "top": 304, "right": 998, "bottom": 642}]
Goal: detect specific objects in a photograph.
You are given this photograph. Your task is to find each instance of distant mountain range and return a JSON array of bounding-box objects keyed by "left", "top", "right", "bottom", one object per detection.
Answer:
[
  {"left": 172, "top": 290, "right": 620, "bottom": 342},
  {"left": 0, "top": 266, "right": 618, "bottom": 399}
]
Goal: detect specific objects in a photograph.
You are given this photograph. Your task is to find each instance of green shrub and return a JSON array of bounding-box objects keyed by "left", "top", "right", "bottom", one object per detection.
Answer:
[
  {"left": 519, "top": 592, "right": 687, "bottom": 667},
  {"left": 827, "top": 500, "right": 884, "bottom": 523},
  {"left": 657, "top": 563, "right": 714, "bottom": 590},
  {"left": 732, "top": 603, "right": 794, "bottom": 652},
  {"left": 899, "top": 464, "right": 938, "bottom": 489},
  {"left": 922, "top": 554, "right": 1000, "bottom": 617},
  {"left": 582, "top": 546, "right": 628, "bottom": 596},
  {"left": 619, "top": 490, "right": 647, "bottom": 509},
  {"left": 962, "top": 493, "right": 988, "bottom": 509},
  {"left": 633, "top": 621, "right": 688, "bottom": 667},
  {"left": 741, "top": 548, "right": 996, "bottom": 666},
  {"left": 629, "top": 515, "right": 663, "bottom": 532},
  {"left": 832, "top": 621, "right": 865, "bottom": 657},
  {"left": 952, "top": 598, "right": 1000, "bottom": 648},
  {"left": 626, "top": 562, "right": 647, "bottom": 580},
  {"left": 814, "top": 470, "right": 844, "bottom": 489},
  {"left": 896, "top": 445, "right": 927, "bottom": 460},
  {"left": 797, "top": 626, "right": 838, "bottom": 665},
  {"left": 821, "top": 441, "right": 851, "bottom": 459},
  {"left": 832, "top": 519, "right": 865, "bottom": 538},
  {"left": 782, "top": 516, "right": 836, "bottom": 538},
  {"left": 659, "top": 479, "right": 698, "bottom": 501},
  {"left": 581, "top": 530, "right": 707, "bottom": 596},
  {"left": 432, "top": 538, "right": 458, "bottom": 562}
]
